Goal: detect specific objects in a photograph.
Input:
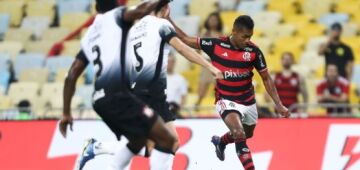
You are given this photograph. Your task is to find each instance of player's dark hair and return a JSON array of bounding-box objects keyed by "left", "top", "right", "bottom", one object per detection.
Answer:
[
  {"left": 233, "top": 15, "right": 254, "bottom": 30},
  {"left": 204, "top": 12, "right": 223, "bottom": 32},
  {"left": 96, "top": 0, "right": 118, "bottom": 13}
]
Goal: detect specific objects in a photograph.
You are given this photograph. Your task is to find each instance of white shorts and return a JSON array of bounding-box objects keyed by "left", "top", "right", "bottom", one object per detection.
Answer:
[{"left": 215, "top": 99, "right": 258, "bottom": 125}]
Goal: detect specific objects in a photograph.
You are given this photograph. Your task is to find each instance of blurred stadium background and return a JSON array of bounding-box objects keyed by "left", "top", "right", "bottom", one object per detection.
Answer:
[{"left": 0, "top": 0, "right": 360, "bottom": 169}]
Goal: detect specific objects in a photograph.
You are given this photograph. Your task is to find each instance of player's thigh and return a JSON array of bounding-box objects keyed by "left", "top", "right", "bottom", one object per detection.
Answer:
[
  {"left": 148, "top": 116, "right": 176, "bottom": 148},
  {"left": 216, "top": 100, "right": 244, "bottom": 130},
  {"left": 223, "top": 111, "right": 244, "bottom": 133}
]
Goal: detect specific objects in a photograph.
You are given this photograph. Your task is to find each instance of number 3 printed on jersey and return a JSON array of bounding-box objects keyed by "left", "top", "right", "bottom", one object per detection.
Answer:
[
  {"left": 92, "top": 45, "right": 102, "bottom": 78},
  {"left": 133, "top": 42, "right": 143, "bottom": 72}
]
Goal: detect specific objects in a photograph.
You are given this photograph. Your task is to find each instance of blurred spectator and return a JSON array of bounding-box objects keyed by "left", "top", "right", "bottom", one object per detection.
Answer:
[
  {"left": 196, "top": 12, "right": 223, "bottom": 106},
  {"left": 273, "top": 52, "right": 308, "bottom": 113},
  {"left": 317, "top": 64, "right": 350, "bottom": 115},
  {"left": 166, "top": 53, "right": 188, "bottom": 118},
  {"left": 15, "top": 100, "right": 32, "bottom": 120},
  {"left": 319, "top": 22, "right": 354, "bottom": 80},
  {"left": 0, "top": 60, "right": 16, "bottom": 94}
]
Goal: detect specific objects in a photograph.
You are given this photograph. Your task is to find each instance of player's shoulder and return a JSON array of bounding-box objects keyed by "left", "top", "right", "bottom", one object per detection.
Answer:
[
  {"left": 245, "top": 41, "right": 262, "bottom": 53},
  {"left": 200, "top": 36, "right": 226, "bottom": 46}
]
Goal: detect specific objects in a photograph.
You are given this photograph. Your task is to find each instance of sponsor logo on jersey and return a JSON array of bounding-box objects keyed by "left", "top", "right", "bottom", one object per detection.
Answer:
[
  {"left": 92, "top": 89, "right": 105, "bottom": 103},
  {"left": 202, "top": 40, "right": 212, "bottom": 46},
  {"left": 224, "top": 70, "right": 251, "bottom": 79},
  {"left": 243, "top": 52, "right": 251, "bottom": 61},
  {"left": 244, "top": 47, "right": 253, "bottom": 52},
  {"left": 229, "top": 102, "right": 236, "bottom": 108},
  {"left": 220, "top": 43, "right": 231, "bottom": 48}
]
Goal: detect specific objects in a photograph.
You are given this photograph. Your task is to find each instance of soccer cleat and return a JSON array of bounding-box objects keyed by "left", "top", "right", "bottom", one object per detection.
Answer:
[
  {"left": 211, "top": 135, "right": 226, "bottom": 161},
  {"left": 76, "top": 138, "right": 97, "bottom": 170}
]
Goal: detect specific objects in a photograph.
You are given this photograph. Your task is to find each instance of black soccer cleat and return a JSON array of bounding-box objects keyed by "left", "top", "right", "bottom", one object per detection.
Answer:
[{"left": 211, "top": 135, "right": 226, "bottom": 161}]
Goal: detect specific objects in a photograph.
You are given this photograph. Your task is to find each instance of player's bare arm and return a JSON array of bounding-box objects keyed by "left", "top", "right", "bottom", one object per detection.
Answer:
[
  {"left": 169, "top": 37, "right": 223, "bottom": 79},
  {"left": 123, "top": 0, "right": 172, "bottom": 22},
  {"left": 60, "top": 57, "right": 87, "bottom": 138},
  {"left": 259, "top": 70, "right": 290, "bottom": 118}
]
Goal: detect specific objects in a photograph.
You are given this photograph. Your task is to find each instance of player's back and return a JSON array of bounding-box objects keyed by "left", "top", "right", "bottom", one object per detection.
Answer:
[
  {"left": 81, "top": 7, "right": 132, "bottom": 96},
  {"left": 126, "top": 15, "right": 174, "bottom": 91}
]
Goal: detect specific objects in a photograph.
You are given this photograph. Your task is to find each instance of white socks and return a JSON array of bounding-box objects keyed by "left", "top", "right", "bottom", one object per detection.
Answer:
[
  {"left": 93, "top": 141, "right": 117, "bottom": 155},
  {"left": 107, "top": 145, "right": 135, "bottom": 170},
  {"left": 150, "top": 149, "right": 174, "bottom": 170}
]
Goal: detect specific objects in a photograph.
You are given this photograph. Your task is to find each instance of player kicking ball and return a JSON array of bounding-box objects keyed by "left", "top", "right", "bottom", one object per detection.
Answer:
[{"left": 167, "top": 11, "right": 290, "bottom": 170}]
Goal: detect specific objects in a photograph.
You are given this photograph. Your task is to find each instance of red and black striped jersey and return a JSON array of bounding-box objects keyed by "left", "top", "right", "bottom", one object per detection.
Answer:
[
  {"left": 274, "top": 72, "right": 300, "bottom": 108},
  {"left": 198, "top": 36, "right": 267, "bottom": 106}
]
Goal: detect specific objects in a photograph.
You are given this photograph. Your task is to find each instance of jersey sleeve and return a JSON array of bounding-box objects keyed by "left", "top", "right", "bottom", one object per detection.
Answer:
[
  {"left": 253, "top": 48, "right": 267, "bottom": 72},
  {"left": 76, "top": 50, "right": 89, "bottom": 66},
  {"left": 198, "top": 37, "right": 216, "bottom": 58},
  {"left": 159, "top": 20, "right": 177, "bottom": 43}
]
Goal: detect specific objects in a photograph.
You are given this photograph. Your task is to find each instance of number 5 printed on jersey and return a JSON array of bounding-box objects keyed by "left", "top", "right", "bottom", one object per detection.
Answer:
[{"left": 133, "top": 42, "right": 143, "bottom": 72}]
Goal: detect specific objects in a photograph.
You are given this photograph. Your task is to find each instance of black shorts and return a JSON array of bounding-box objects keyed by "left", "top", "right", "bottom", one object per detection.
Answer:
[
  {"left": 136, "top": 92, "right": 176, "bottom": 123},
  {"left": 93, "top": 92, "right": 158, "bottom": 140}
]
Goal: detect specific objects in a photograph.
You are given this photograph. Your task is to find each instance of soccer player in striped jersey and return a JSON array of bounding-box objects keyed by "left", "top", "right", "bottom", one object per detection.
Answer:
[{"left": 167, "top": 13, "right": 290, "bottom": 170}]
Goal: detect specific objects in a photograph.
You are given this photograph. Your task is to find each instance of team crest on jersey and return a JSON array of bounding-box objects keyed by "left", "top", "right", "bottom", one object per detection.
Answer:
[
  {"left": 229, "top": 102, "right": 236, "bottom": 108},
  {"left": 243, "top": 52, "right": 251, "bottom": 61},
  {"left": 290, "top": 78, "right": 298, "bottom": 86}
]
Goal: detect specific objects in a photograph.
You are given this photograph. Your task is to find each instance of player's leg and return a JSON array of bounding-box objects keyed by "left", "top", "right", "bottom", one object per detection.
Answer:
[
  {"left": 150, "top": 120, "right": 179, "bottom": 170},
  {"left": 147, "top": 117, "right": 177, "bottom": 170},
  {"left": 233, "top": 104, "right": 258, "bottom": 170},
  {"left": 108, "top": 136, "right": 146, "bottom": 170}
]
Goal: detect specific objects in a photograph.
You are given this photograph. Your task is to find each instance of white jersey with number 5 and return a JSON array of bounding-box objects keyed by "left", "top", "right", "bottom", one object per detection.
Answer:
[
  {"left": 126, "top": 15, "right": 177, "bottom": 91},
  {"left": 80, "top": 7, "right": 132, "bottom": 94}
]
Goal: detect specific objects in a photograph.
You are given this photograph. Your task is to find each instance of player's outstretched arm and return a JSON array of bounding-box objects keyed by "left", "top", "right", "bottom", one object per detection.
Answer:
[
  {"left": 123, "top": 0, "right": 172, "bottom": 23},
  {"left": 169, "top": 37, "right": 223, "bottom": 79},
  {"left": 259, "top": 70, "right": 290, "bottom": 118},
  {"left": 60, "top": 53, "right": 87, "bottom": 138}
]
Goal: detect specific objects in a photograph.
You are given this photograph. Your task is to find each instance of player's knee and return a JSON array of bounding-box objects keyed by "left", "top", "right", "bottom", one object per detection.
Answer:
[
  {"left": 231, "top": 129, "right": 246, "bottom": 140},
  {"left": 158, "top": 133, "right": 176, "bottom": 150}
]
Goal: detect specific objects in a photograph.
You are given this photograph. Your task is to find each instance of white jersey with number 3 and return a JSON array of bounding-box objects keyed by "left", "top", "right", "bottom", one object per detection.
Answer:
[
  {"left": 126, "top": 15, "right": 176, "bottom": 90},
  {"left": 81, "top": 7, "right": 132, "bottom": 94}
]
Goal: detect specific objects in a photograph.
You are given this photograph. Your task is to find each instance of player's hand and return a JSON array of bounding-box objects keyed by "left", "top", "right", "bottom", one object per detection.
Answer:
[
  {"left": 210, "top": 67, "right": 224, "bottom": 80},
  {"left": 59, "top": 114, "right": 73, "bottom": 138},
  {"left": 275, "top": 104, "right": 290, "bottom": 118}
]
